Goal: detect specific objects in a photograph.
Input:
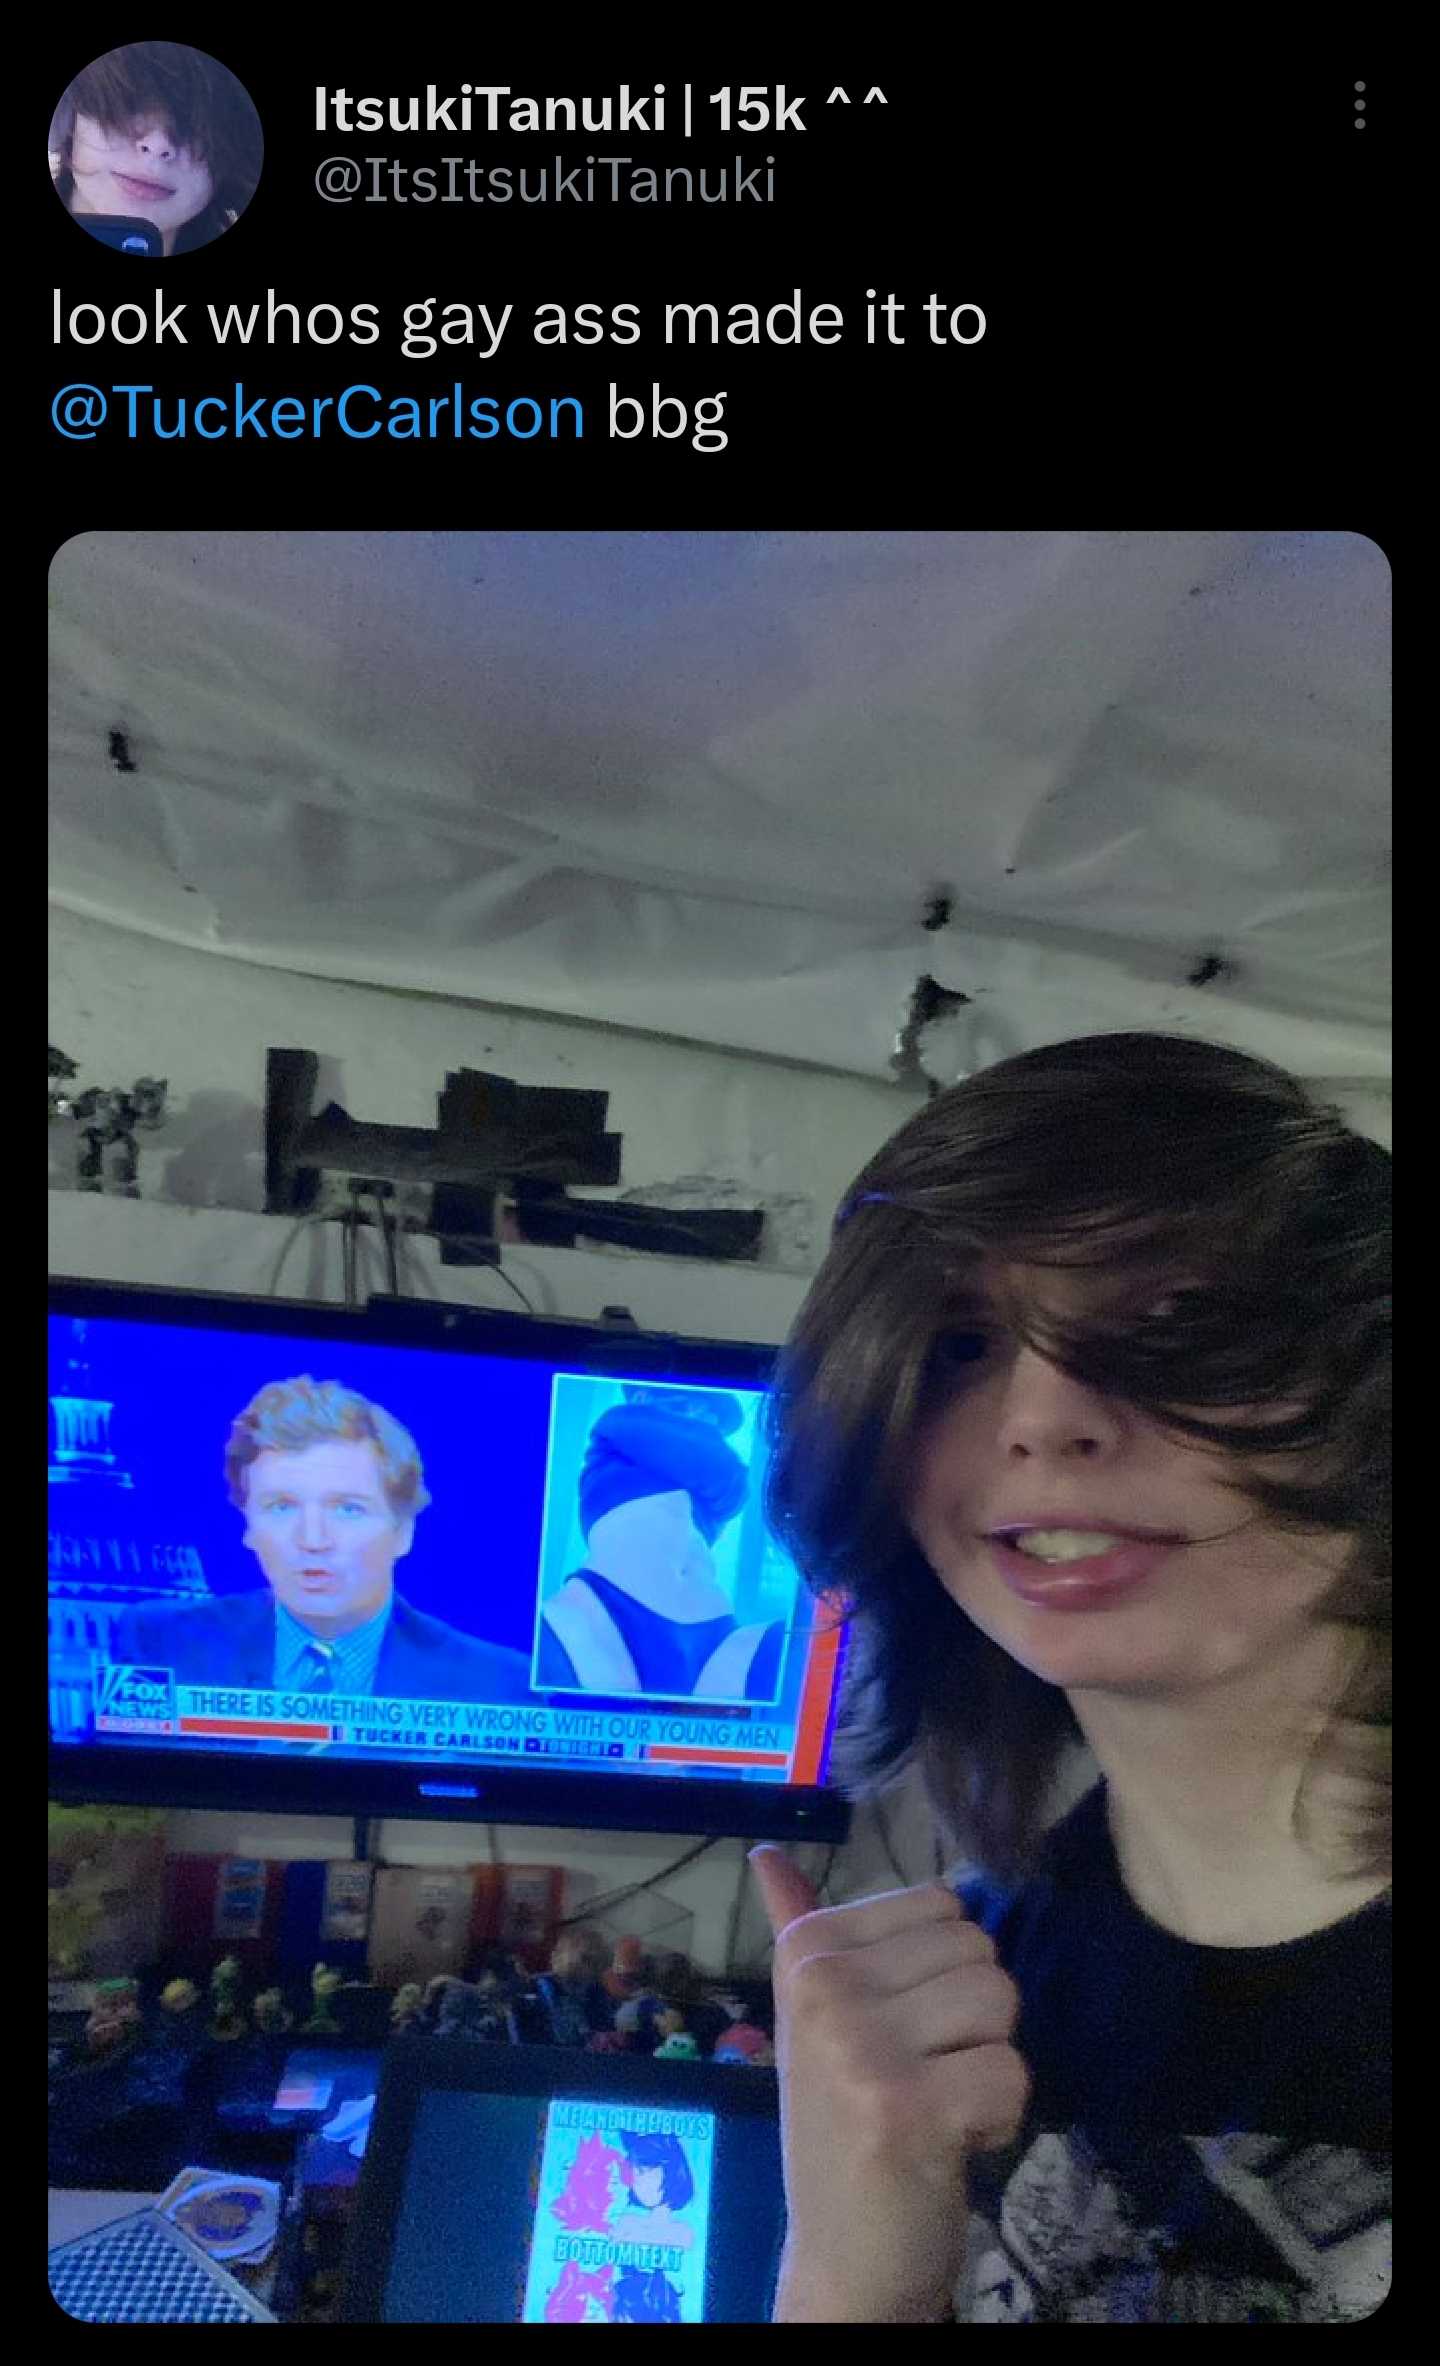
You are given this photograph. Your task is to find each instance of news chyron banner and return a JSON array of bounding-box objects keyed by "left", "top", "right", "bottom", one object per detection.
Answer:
[{"left": 93, "top": 1662, "right": 804, "bottom": 1780}]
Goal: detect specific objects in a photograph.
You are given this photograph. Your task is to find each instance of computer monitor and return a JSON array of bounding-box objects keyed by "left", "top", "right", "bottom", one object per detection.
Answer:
[
  {"left": 341, "top": 2038, "right": 786, "bottom": 2323},
  {"left": 49, "top": 1278, "right": 850, "bottom": 1841}
]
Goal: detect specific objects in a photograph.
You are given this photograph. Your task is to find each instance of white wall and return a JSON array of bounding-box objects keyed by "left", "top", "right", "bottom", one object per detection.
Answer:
[{"left": 48, "top": 904, "right": 903, "bottom": 1269}]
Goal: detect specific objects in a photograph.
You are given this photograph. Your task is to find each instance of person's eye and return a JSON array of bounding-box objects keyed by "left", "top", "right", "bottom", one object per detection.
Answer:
[
  {"left": 931, "top": 1327, "right": 991, "bottom": 1374},
  {"left": 1138, "top": 1287, "right": 1212, "bottom": 1325}
]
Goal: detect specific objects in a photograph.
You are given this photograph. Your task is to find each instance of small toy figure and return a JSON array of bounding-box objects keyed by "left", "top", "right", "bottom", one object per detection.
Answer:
[
  {"left": 585, "top": 2028, "right": 635, "bottom": 2055},
  {"left": 253, "top": 1987, "right": 294, "bottom": 2035},
  {"left": 390, "top": 1981, "right": 425, "bottom": 2032},
  {"left": 600, "top": 1933, "right": 649, "bottom": 2008},
  {"left": 84, "top": 1976, "right": 142, "bottom": 2057},
  {"left": 653, "top": 2031, "right": 700, "bottom": 2061},
  {"left": 412, "top": 1973, "right": 509, "bottom": 2044},
  {"left": 48, "top": 1046, "right": 79, "bottom": 1121},
  {"left": 208, "top": 1955, "right": 247, "bottom": 2042},
  {"left": 613, "top": 1991, "right": 671, "bottom": 2050},
  {"left": 647, "top": 1947, "right": 704, "bottom": 2023},
  {"left": 160, "top": 1977, "right": 200, "bottom": 2019},
  {"left": 71, "top": 1077, "right": 168, "bottom": 1196},
  {"left": 302, "top": 1962, "right": 344, "bottom": 2035},
  {"left": 712, "top": 2023, "right": 774, "bottom": 2067},
  {"left": 535, "top": 1926, "right": 611, "bottom": 2047}
]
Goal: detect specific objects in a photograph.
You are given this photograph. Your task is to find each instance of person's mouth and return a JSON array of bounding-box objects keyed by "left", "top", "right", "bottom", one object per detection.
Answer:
[{"left": 113, "top": 171, "right": 176, "bottom": 203}]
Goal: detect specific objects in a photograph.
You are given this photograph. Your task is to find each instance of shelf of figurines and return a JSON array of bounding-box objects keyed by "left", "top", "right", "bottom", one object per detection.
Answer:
[{"left": 49, "top": 1929, "right": 777, "bottom": 2168}]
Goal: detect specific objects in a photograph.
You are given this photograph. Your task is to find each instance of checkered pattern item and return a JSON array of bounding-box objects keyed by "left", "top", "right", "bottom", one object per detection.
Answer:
[{"left": 48, "top": 2209, "right": 273, "bottom": 2323}]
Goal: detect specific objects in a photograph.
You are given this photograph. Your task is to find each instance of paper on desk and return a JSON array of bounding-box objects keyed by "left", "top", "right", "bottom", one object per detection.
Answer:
[{"left": 320, "top": 2093, "right": 376, "bottom": 2157}]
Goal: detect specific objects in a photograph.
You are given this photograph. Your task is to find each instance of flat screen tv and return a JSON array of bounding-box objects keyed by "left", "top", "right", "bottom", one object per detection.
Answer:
[{"left": 48, "top": 1278, "right": 851, "bottom": 1841}]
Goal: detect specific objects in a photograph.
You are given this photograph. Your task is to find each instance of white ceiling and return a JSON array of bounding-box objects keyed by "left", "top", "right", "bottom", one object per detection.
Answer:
[{"left": 48, "top": 529, "right": 1390, "bottom": 1090}]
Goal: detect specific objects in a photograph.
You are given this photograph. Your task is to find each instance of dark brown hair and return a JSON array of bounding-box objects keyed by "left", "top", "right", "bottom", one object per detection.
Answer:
[
  {"left": 50, "top": 43, "right": 262, "bottom": 248},
  {"left": 763, "top": 1032, "right": 1390, "bottom": 1890}
]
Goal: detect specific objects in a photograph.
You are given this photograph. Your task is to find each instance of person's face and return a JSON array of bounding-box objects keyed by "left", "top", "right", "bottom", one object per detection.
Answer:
[
  {"left": 241, "top": 1437, "right": 413, "bottom": 1636},
  {"left": 903, "top": 1262, "right": 1352, "bottom": 1703},
  {"left": 68, "top": 109, "right": 215, "bottom": 241},
  {"left": 630, "top": 2162, "right": 665, "bottom": 2208}
]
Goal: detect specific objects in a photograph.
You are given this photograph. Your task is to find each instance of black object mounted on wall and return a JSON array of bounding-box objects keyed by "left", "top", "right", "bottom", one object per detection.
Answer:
[{"left": 263, "top": 1050, "right": 764, "bottom": 1265}]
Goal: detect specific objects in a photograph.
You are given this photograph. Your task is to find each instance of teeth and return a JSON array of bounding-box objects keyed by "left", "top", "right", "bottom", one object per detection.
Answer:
[{"left": 1010, "top": 1529, "right": 1129, "bottom": 1562}]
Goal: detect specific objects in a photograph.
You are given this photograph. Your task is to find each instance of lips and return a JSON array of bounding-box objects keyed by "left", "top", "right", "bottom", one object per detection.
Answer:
[
  {"left": 114, "top": 171, "right": 176, "bottom": 201},
  {"left": 989, "top": 1519, "right": 1185, "bottom": 1545},
  {"left": 988, "top": 1532, "right": 1181, "bottom": 1611}
]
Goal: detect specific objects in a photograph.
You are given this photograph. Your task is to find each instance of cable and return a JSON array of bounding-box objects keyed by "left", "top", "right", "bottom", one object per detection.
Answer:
[
  {"left": 267, "top": 1211, "right": 330, "bottom": 1297},
  {"left": 490, "top": 1263, "right": 538, "bottom": 1316},
  {"left": 553, "top": 1835, "right": 721, "bottom": 1932},
  {"left": 433, "top": 1238, "right": 538, "bottom": 1314},
  {"left": 371, "top": 1187, "right": 400, "bottom": 1295}
]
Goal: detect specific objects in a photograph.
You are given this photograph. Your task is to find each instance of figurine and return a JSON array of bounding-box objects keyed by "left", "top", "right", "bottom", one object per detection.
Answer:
[
  {"left": 208, "top": 1955, "right": 247, "bottom": 2042},
  {"left": 613, "top": 1992, "right": 671, "bottom": 2050},
  {"left": 253, "top": 1986, "right": 294, "bottom": 2035},
  {"left": 84, "top": 1976, "right": 142, "bottom": 2057},
  {"left": 48, "top": 1046, "right": 79, "bottom": 1121},
  {"left": 712, "top": 2023, "right": 774, "bottom": 2067},
  {"left": 390, "top": 1981, "right": 425, "bottom": 2032},
  {"left": 535, "top": 1926, "right": 611, "bottom": 2047},
  {"left": 302, "top": 1962, "right": 344, "bottom": 2035},
  {"left": 160, "top": 1977, "right": 200, "bottom": 2019},
  {"left": 414, "top": 1973, "right": 512, "bottom": 2043},
  {"left": 600, "top": 1934, "right": 649, "bottom": 2008},
  {"left": 70, "top": 1076, "right": 168, "bottom": 1195},
  {"left": 653, "top": 2031, "right": 701, "bottom": 2062},
  {"left": 647, "top": 1947, "right": 704, "bottom": 2023}
]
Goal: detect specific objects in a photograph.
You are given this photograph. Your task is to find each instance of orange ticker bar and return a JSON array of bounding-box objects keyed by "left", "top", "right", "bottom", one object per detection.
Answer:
[
  {"left": 789, "top": 1599, "right": 845, "bottom": 1785},
  {"left": 179, "top": 1716, "right": 332, "bottom": 1741},
  {"left": 646, "top": 1746, "right": 790, "bottom": 1768}
]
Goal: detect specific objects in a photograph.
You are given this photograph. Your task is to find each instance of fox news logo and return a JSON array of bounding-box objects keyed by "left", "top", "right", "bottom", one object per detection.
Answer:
[{"left": 94, "top": 1662, "right": 176, "bottom": 1732}]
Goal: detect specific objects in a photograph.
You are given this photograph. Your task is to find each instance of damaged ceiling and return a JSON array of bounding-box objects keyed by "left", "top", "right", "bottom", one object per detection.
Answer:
[{"left": 48, "top": 530, "right": 1391, "bottom": 1095}]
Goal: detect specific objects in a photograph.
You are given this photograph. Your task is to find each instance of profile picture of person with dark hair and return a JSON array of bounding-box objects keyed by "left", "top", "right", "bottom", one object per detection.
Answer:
[{"left": 49, "top": 41, "right": 262, "bottom": 255}]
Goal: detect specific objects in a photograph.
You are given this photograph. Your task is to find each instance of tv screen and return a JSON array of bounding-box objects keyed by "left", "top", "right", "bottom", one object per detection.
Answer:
[{"left": 48, "top": 1280, "right": 850, "bottom": 1841}]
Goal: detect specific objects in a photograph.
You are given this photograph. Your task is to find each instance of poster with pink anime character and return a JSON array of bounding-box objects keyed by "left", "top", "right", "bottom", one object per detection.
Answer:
[{"left": 521, "top": 2096, "right": 716, "bottom": 2322}]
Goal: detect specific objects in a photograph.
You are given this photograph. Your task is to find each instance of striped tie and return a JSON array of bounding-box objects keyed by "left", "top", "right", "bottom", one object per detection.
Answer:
[{"left": 298, "top": 1640, "right": 334, "bottom": 1695}]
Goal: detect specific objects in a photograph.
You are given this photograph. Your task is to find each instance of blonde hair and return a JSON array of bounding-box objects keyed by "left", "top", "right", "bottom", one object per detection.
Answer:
[{"left": 224, "top": 1376, "right": 431, "bottom": 1519}]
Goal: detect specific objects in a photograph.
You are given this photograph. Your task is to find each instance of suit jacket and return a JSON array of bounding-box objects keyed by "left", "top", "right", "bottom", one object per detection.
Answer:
[{"left": 109, "top": 1589, "right": 533, "bottom": 1704}]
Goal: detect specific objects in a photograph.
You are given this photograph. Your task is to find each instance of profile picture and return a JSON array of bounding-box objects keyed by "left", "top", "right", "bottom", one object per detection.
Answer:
[{"left": 49, "top": 41, "right": 262, "bottom": 256}]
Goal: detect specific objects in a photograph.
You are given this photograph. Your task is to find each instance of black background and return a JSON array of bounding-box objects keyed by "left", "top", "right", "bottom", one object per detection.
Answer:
[{"left": 40, "top": 42, "right": 1389, "bottom": 519}]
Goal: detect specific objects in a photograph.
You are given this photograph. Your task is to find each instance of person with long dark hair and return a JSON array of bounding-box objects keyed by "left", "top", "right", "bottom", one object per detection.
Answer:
[
  {"left": 50, "top": 42, "right": 262, "bottom": 253},
  {"left": 751, "top": 1032, "right": 1390, "bottom": 2323}
]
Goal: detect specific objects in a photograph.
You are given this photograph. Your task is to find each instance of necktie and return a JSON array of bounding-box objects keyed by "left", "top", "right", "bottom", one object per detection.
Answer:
[{"left": 299, "top": 1640, "right": 334, "bottom": 1694}]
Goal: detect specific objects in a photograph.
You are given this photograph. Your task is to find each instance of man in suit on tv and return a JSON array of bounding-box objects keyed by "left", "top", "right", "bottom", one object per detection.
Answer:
[{"left": 111, "top": 1376, "right": 532, "bottom": 1704}]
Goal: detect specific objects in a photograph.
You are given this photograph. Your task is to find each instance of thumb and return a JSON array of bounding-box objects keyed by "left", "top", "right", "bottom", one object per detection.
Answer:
[{"left": 749, "top": 1844, "right": 821, "bottom": 1939}]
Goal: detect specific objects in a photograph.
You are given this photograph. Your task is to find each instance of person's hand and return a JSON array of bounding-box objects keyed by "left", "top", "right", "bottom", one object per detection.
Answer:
[{"left": 750, "top": 1846, "right": 1031, "bottom": 2323}]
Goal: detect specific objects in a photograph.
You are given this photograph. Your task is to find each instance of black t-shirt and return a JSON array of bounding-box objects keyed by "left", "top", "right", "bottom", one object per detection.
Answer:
[{"left": 949, "top": 1781, "right": 1390, "bottom": 2323}]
